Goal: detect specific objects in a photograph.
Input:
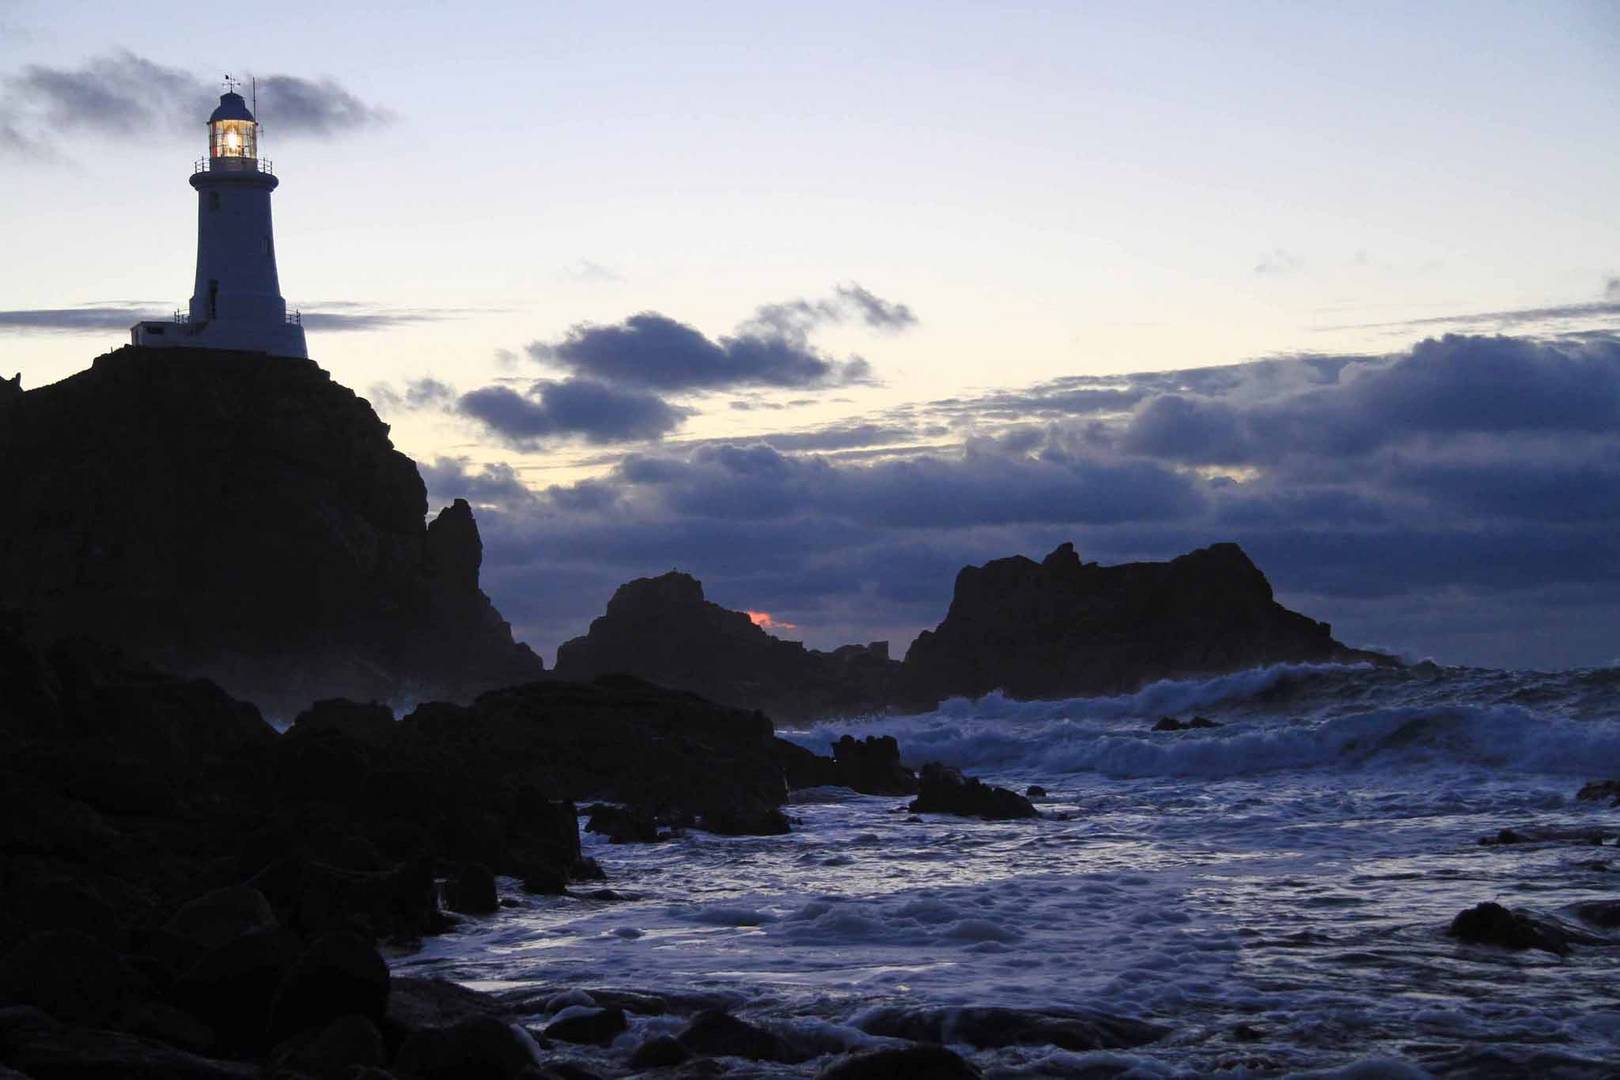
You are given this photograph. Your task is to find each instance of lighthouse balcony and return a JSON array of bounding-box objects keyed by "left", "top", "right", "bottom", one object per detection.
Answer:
[{"left": 196, "top": 156, "right": 274, "bottom": 176}]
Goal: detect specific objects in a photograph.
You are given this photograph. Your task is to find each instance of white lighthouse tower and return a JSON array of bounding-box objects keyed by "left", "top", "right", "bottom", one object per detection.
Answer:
[{"left": 132, "top": 82, "right": 308, "bottom": 359}]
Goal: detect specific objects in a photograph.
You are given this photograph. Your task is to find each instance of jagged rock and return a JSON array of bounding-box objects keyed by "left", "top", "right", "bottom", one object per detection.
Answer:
[
  {"left": 0, "top": 346, "right": 542, "bottom": 717},
  {"left": 831, "top": 735, "right": 918, "bottom": 795},
  {"left": 908, "top": 764, "right": 1038, "bottom": 820},
  {"left": 903, "top": 541, "right": 1389, "bottom": 702},
  {"left": 385, "top": 977, "right": 507, "bottom": 1034},
  {"left": 0, "top": 930, "right": 150, "bottom": 1025},
  {"left": 1576, "top": 779, "right": 1620, "bottom": 807},
  {"left": 817, "top": 1044, "right": 982, "bottom": 1079},
  {"left": 1447, "top": 902, "right": 1573, "bottom": 955},
  {"left": 1025, "top": 786, "right": 1048, "bottom": 798},
  {"left": 554, "top": 572, "right": 902, "bottom": 722},
  {"left": 676, "top": 1009, "right": 808, "bottom": 1063},
  {"left": 542, "top": 1006, "right": 626, "bottom": 1045},
  {"left": 174, "top": 928, "right": 302, "bottom": 1053},
  {"left": 855, "top": 1005, "right": 1168, "bottom": 1052}
]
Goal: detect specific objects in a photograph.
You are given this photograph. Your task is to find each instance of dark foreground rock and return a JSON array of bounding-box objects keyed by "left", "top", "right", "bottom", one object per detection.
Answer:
[
  {"left": 676, "top": 1009, "right": 810, "bottom": 1063},
  {"left": 903, "top": 541, "right": 1390, "bottom": 702},
  {"left": 856, "top": 1005, "right": 1168, "bottom": 1052},
  {"left": 1153, "top": 715, "right": 1220, "bottom": 731},
  {"left": 554, "top": 571, "right": 902, "bottom": 723},
  {"left": 1447, "top": 902, "right": 1575, "bottom": 955},
  {"left": 908, "top": 764, "right": 1038, "bottom": 820},
  {"left": 0, "top": 346, "right": 542, "bottom": 716},
  {"left": 818, "top": 1044, "right": 982, "bottom": 1079}
]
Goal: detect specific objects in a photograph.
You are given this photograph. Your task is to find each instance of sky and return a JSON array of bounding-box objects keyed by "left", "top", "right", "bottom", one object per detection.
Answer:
[{"left": 2, "top": 1, "right": 1618, "bottom": 670}]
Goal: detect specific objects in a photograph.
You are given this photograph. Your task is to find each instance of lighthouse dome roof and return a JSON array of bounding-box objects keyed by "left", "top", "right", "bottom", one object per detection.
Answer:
[{"left": 209, "top": 92, "right": 255, "bottom": 123}]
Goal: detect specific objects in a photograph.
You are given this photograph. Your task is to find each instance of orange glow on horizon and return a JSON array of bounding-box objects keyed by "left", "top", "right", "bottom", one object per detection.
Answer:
[{"left": 747, "top": 610, "right": 797, "bottom": 631}]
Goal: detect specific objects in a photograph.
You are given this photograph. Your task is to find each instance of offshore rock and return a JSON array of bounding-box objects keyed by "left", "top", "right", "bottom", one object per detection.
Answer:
[
  {"left": 856, "top": 1005, "right": 1168, "bottom": 1052},
  {"left": 908, "top": 764, "right": 1038, "bottom": 820},
  {"left": 902, "top": 541, "right": 1388, "bottom": 703},
  {"left": 1446, "top": 902, "right": 1574, "bottom": 956},
  {"left": 0, "top": 346, "right": 541, "bottom": 717},
  {"left": 553, "top": 571, "right": 900, "bottom": 723}
]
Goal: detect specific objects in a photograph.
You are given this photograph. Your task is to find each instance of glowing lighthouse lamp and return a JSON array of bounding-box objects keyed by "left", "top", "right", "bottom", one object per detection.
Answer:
[{"left": 131, "top": 78, "right": 308, "bottom": 358}]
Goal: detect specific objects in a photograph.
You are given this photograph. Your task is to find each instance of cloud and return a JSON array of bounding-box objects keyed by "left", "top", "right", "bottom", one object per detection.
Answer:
[
  {"left": 369, "top": 377, "right": 456, "bottom": 413},
  {"left": 1254, "top": 248, "right": 1302, "bottom": 276},
  {"left": 530, "top": 312, "right": 874, "bottom": 392},
  {"left": 0, "top": 51, "right": 390, "bottom": 156},
  {"left": 743, "top": 283, "right": 917, "bottom": 339},
  {"left": 437, "top": 332, "right": 1620, "bottom": 671},
  {"left": 1607, "top": 277, "right": 1620, "bottom": 301},
  {"left": 458, "top": 378, "right": 689, "bottom": 446},
  {"left": 0, "top": 301, "right": 451, "bottom": 335}
]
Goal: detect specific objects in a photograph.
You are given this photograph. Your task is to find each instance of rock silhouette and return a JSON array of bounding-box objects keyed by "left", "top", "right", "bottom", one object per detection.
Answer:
[
  {"left": 903, "top": 541, "right": 1387, "bottom": 702},
  {"left": 0, "top": 346, "right": 541, "bottom": 717},
  {"left": 554, "top": 571, "right": 900, "bottom": 722}
]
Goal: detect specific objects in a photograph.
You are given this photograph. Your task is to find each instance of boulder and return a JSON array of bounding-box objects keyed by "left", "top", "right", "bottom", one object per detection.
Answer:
[
  {"left": 162, "top": 887, "right": 277, "bottom": 952},
  {"left": 444, "top": 864, "right": 499, "bottom": 916},
  {"left": 174, "top": 928, "right": 302, "bottom": 1053},
  {"left": 629, "top": 1034, "right": 692, "bottom": 1068},
  {"left": 271, "top": 1014, "right": 387, "bottom": 1080},
  {"left": 856, "top": 1005, "right": 1168, "bottom": 1051},
  {"left": 1446, "top": 902, "right": 1573, "bottom": 955},
  {"left": 676, "top": 1009, "right": 807, "bottom": 1063},
  {"left": 817, "top": 1044, "right": 982, "bottom": 1079},
  {"left": 908, "top": 764, "right": 1038, "bottom": 820},
  {"left": 392, "top": 1016, "right": 538, "bottom": 1079},
  {"left": 1153, "top": 716, "right": 1220, "bottom": 732},
  {"left": 0, "top": 930, "right": 150, "bottom": 1026},
  {"left": 542, "top": 1006, "right": 626, "bottom": 1045},
  {"left": 583, "top": 805, "right": 660, "bottom": 844},
  {"left": 268, "top": 931, "right": 390, "bottom": 1042}
]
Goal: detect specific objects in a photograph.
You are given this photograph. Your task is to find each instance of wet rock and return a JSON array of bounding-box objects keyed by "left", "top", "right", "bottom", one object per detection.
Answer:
[
  {"left": 445, "top": 864, "right": 499, "bottom": 916},
  {"left": 271, "top": 1014, "right": 387, "bottom": 1080},
  {"left": 676, "top": 1009, "right": 808, "bottom": 1063},
  {"left": 584, "top": 805, "right": 660, "bottom": 844},
  {"left": 817, "top": 1044, "right": 982, "bottom": 1079},
  {"left": 1576, "top": 779, "right": 1620, "bottom": 807},
  {"left": 908, "top": 764, "right": 1038, "bottom": 820},
  {"left": 0, "top": 1004, "right": 257, "bottom": 1078},
  {"left": 268, "top": 931, "right": 390, "bottom": 1042},
  {"left": 392, "top": 1016, "right": 538, "bottom": 1079},
  {"left": 0, "top": 929, "right": 150, "bottom": 1025},
  {"left": 630, "top": 1034, "right": 692, "bottom": 1068},
  {"left": 1447, "top": 902, "right": 1572, "bottom": 955},
  {"left": 1571, "top": 900, "right": 1620, "bottom": 929},
  {"left": 253, "top": 858, "right": 440, "bottom": 942},
  {"left": 542, "top": 1006, "right": 626, "bottom": 1045},
  {"left": 1479, "top": 826, "right": 1611, "bottom": 847},
  {"left": 163, "top": 886, "right": 278, "bottom": 952},
  {"left": 1025, "top": 785, "right": 1047, "bottom": 798},
  {"left": 698, "top": 801, "right": 791, "bottom": 837},
  {"left": 830, "top": 735, "right": 918, "bottom": 795},
  {"left": 857, "top": 1005, "right": 1168, "bottom": 1052}
]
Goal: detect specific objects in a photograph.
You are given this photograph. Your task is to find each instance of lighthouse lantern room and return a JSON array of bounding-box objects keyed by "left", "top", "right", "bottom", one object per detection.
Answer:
[{"left": 131, "top": 80, "right": 308, "bottom": 359}]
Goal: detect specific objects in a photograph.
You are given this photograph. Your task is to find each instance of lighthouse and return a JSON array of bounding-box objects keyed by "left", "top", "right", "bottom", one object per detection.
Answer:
[{"left": 132, "top": 83, "right": 308, "bottom": 359}]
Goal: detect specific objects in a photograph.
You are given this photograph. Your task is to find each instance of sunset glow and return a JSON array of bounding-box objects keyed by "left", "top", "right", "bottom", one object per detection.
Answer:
[{"left": 747, "top": 610, "right": 796, "bottom": 632}]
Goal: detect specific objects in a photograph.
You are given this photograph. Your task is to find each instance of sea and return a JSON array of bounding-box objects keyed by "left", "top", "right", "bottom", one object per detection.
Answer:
[{"left": 395, "top": 662, "right": 1620, "bottom": 1078}]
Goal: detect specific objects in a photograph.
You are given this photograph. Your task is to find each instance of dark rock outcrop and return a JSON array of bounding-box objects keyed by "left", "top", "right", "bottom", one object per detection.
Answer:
[
  {"left": 908, "top": 764, "right": 1038, "bottom": 820},
  {"left": 543, "top": 1006, "right": 626, "bottom": 1045},
  {"left": 0, "top": 346, "right": 541, "bottom": 716},
  {"left": 1447, "top": 902, "right": 1574, "bottom": 955},
  {"left": 903, "top": 541, "right": 1388, "bottom": 702},
  {"left": 676, "top": 1009, "right": 808, "bottom": 1064},
  {"left": 554, "top": 572, "right": 900, "bottom": 723}
]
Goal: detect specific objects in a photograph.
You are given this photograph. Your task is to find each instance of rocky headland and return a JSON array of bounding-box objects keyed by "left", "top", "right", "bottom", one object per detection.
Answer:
[
  {"left": 0, "top": 346, "right": 541, "bottom": 717},
  {"left": 556, "top": 541, "right": 1391, "bottom": 719}
]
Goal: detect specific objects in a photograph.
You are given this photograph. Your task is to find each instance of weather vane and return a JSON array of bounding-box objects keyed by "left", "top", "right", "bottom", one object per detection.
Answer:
[{"left": 222, "top": 74, "right": 240, "bottom": 94}]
